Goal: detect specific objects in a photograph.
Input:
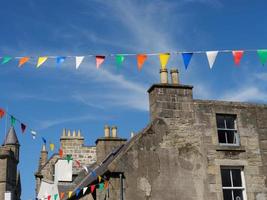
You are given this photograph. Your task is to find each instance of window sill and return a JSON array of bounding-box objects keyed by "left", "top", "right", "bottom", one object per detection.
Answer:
[{"left": 216, "top": 145, "right": 246, "bottom": 152}]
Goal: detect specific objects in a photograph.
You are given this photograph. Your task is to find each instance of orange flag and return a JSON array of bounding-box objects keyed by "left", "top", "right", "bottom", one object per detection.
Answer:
[
  {"left": 104, "top": 181, "right": 109, "bottom": 189},
  {"left": 19, "top": 57, "right": 30, "bottom": 67},
  {"left": 232, "top": 50, "right": 244, "bottom": 65},
  {"left": 137, "top": 54, "right": 147, "bottom": 71},
  {"left": 60, "top": 192, "right": 65, "bottom": 199},
  {"left": 59, "top": 148, "right": 63, "bottom": 158},
  {"left": 0, "top": 108, "right": 5, "bottom": 118},
  {"left": 96, "top": 56, "right": 105, "bottom": 69}
]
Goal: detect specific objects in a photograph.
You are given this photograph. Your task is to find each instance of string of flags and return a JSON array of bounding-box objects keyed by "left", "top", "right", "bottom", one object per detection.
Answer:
[{"left": 1, "top": 49, "right": 267, "bottom": 70}]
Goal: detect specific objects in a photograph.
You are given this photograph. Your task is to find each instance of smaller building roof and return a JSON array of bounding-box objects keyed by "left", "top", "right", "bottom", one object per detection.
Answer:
[{"left": 3, "top": 126, "right": 20, "bottom": 145}]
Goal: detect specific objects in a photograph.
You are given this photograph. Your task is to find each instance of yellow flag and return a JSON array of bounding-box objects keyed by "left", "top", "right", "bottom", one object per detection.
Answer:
[
  {"left": 49, "top": 143, "right": 55, "bottom": 151},
  {"left": 37, "top": 57, "right": 48, "bottom": 68},
  {"left": 159, "top": 53, "right": 170, "bottom": 69},
  {"left": 68, "top": 191, "right": 73, "bottom": 198},
  {"left": 98, "top": 176, "right": 102, "bottom": 182}
]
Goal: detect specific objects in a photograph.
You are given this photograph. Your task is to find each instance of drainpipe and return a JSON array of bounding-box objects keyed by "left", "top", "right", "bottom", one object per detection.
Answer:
[{"left": 120, "top": 173, "right": 124, "bottom": 200}]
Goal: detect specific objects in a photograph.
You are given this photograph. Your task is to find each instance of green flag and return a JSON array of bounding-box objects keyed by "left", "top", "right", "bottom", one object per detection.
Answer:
[
  {"left": 1, "top": 56, "right": 12, "bottom": 64},
  {"left": 54, "top": 194, "right": 58, "bottom": 200},
  {"left": 115, "top": 55, "right": 125, "bottom": 69},
  {"left": 66, "top": 155, "right": 73, "bottom": 163},
  {"left": 257, "top": 49, "right": 267, "bottom": 65},
  {"left": 11, "top": 116, "right": 16, "bottom": 126},
  {"left": 99, "top": 183, "right": 104, "bottom": 191}
]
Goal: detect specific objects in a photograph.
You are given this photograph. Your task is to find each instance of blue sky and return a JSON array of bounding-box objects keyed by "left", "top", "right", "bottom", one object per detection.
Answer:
[{"left": 1, "top": 0, "right": 267, "bottom": 199}]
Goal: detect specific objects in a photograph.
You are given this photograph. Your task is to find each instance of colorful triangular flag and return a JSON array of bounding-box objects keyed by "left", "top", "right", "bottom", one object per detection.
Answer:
[
  {"left": 159, "top": 53, "right": 170, "bottom": 70},
  {"left": 257, "top": 49, "right": 267, "bottom": 65},
  {"left": 18, "top": 57, "right": 30, "bottom": 67},
  {"left": 98, "top": 176, "right": 102, "bottom": 183},
  {"left": 104, "top": 181, "right": 109, "bottom": 189},
  {"left": 137, "top": 54, "right": 147, "bottom": 71},
  {"left": 75, "top": 189, "right": 81, "bottom": 197},
  {"left": 31, "top": 130, "right": 37, "bottom": 139},
  {"left": 68, "top": 191, "right": 73, "bottom": 198},
  {"left": 56, "top": 56, "right": 66, "bottom": 64},
  {"left": 42, "top": 137, "right": 47, "bottom": 144},
  {"left": 50, "top": 143, "right": 55, "bottom": 151},
  {"left": 59, "top": 148, "right": 63, "bottom": 158},
  {"left": 60, "top": 192, "right": 64, "bottom": 199},
  {"left": 206, "top": 51, "right": 218, "bottom": 69},
  {"left": 83, "top": 166, "right": 88, "bottom": 173},
  {"left": 37, "top": 57, "right": 48, "bottom": 68},
  {"left": 21, "top": 123, "right": 26, "bottom": 133},
  {"left": 182, "top": 53, "right": 193, "bottom": 70},
  {"left": 83, "top": 187, "right": 88, "bottom": 195},
  {"left": 232, "top": 50, "right": 244, "bottom": 65},
  {"left": 0, "top": 108, "right": 5, "bottom": 118},
  {"left": 66, "top": 155, "right": 73, "bottom": 163},
  {"left": 1, "top": 56, "right": 12, "bottom": 64},
  {"left": 76, "top": 56, "right": 84, "bottom": 69},
  {"left": 92, "top": 171, "right": 97, "bottom": 177},
  {"left": 90, "top": 185, "right": 96, "bottom": 193},
  {"left": 54, "top": 194, "right": 58, "bottom": 200},
  {"left": 115, "top": 55, "right": 124, "bottom": 69},
  {"left": 11, "top": 116, "right": 16, "bottom": 126},
  {"left": 96, "top": 55, "right": 105, "bottom": 69},
  {"left": 75, "top": 160, "right": 81, "bottom": 168},
  {"left": 47, "top": 195, "right": 51, "bottom": 200},
  {"left": 99, "top": 183, "right": 104, "bottom": 191}
]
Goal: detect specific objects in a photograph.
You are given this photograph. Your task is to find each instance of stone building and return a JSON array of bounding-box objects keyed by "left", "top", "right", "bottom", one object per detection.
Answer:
[
  {"left": 35, "top": 68, "right": 267, "bottom": 200},
  {"left": 0, "top": 127, "right": 21, "bottom": 200}
]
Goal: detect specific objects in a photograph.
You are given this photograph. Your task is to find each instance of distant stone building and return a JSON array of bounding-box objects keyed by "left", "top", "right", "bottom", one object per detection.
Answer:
[
  {"left": 0, "top": 127, "right": 21, "bottom": 200},
  {"left": 35, "top": 68, "right": 267, "bottom": 200}
]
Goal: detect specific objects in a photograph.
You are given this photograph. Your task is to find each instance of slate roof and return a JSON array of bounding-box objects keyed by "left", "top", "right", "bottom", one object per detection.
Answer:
[{"left": 3, "top": 126, "right": 20, "bottom": 145}]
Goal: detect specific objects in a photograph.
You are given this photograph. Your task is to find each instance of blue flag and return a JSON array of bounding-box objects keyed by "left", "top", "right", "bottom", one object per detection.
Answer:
[
  {"left": 56, "top": 56, "right": 66, "bottom": 64},
  {"left": 76, "top": 189, "right": 81, "bottom": 197},
  {"left": 42, "top": 137, "right": 47, "bottom": 144},
  {"left": 182, "top": 53, "right": 193, "bottom": 70}
]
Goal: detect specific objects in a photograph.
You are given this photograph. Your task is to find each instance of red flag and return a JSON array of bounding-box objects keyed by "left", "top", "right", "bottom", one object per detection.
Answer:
[
  {"left": 21, "top": 123, "right": 26, "bottom": 133},
  {"left": 47, "top": 195, "right": 51, "bottom": 200},
  {"left": 96, "top": 56, "right": 105, "bottom": 69},
  {"left": 90, "top": 185, "right": 96, "bottom": 193},
  {"left": 0, "top": 108, "right": 5, "bottom": 118},
  {"left": 75, "top": 160, "right": 81, "bottom": 167},
  {"left": 232, "top": 50, "right": 244, "bottom": 65},
  {"left": 60, "top": 192, "right": 65, "bottom": 199},
  {"left": 137, "top": 54, "right": 147, "bottom": 71},
  {"left": 59, "top": 148, "right": 63, "bottom": 158}
]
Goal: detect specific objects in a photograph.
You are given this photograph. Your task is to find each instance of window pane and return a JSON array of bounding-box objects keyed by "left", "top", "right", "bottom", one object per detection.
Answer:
[
  {"left": 226, "top": 131, "right": 235, "bottom": 144},
  {"left": 233, "top": 189, "right": 243, "bottom": 200},
  {"left": 225, "top": 115, "right": 236, "bottom": 129},
  {"left": 218, "top": 130, "right": 227, "bottom": 143},
  {"left": 223, "top": 189, "right": 233, "bottom": 200},
  {"left": 216, "top": 115, "right": 225, "bottom": 128},
  {"left": 221, "top": 169, "right": 231, "bottom": 187},
  {"left": 232, "top": 169, "right": 242, "bottom": 187}
]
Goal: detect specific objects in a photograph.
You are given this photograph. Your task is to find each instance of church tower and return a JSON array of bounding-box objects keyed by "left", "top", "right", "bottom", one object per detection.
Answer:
[{"left": 0, "top": 127, "right": 21, "bottom": 200}]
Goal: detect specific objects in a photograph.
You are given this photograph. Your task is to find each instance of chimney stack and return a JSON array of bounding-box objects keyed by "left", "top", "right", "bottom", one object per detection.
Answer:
[
  {"left": 111, "top": 126, "right": 117, "bottom": 138},
  {"left": 170, "top": 68, "right": 179, "bottom": 84},
  {"left": 104, "top": 125, "right": 110, "bottom": 137},
  {"left": 160, "top": 69, "right": 168, "bottom": 84}
]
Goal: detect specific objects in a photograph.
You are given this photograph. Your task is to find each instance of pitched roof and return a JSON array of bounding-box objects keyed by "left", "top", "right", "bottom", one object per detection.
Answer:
[{"left": 3, "top": 126, "right": 19, "bottom": 145}]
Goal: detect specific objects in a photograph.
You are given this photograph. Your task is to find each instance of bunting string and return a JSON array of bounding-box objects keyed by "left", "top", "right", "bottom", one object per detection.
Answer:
[{"left": 2, "top": 48, "right": 267, "bottom": 70}]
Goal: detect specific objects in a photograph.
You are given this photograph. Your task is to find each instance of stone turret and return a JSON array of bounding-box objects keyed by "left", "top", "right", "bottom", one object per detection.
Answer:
[{"left": 3, "top": 126, "right": 20, "bottom": 162}]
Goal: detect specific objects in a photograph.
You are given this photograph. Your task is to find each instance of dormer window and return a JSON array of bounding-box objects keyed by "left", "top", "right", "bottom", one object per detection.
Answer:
[{"left": 216, "top": 114, "right": 239, "bottom": 146}]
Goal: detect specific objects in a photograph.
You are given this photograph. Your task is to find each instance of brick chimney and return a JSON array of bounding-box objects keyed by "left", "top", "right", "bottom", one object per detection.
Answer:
[
  {"left": 95, "top": 125, "right": 127, "bottom": 164},
  {"left": 148, "top": 67, "right": 193, "bottom": 121}
]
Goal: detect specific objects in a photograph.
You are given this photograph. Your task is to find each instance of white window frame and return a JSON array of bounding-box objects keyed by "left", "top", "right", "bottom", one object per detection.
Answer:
[
  {"left": 221, "top": 167, "right": 247, "bottom": 200},
  {"left": 216, "top": 114, "right": 240, "bottom": 146}
]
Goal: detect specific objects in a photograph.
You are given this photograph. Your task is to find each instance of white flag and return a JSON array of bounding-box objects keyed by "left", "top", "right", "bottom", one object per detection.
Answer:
[
  {"left": 76, "top": 56, "right": 84, "bottom": 69},
  {"left": 206, "top": 51, "right": 218, "bottom": 69},
  {"left": 31, "top": 130, "right": 37, "bottom": 139},
  {"left": 83, "top": 187, "right": 88, "bottom": 195},
  {"left": 83, "top": 166, "right": 88, "bottom": 173}
]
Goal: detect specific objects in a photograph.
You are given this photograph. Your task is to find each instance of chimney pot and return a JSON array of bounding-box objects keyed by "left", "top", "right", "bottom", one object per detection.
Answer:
[
  {"left": 67, "top": 130, "right": 71, "bottom": 137},
  {"left": 104, "top": 125, "right": 110, "bottom": 137},
  {"left": 111, "top": 126, "right": 117, "bottom": 138},
  {"left": 62, "top": 128, "right": 66, "bottom": 137},
  {"left": 160, "top": 69, "right": 168, "bottom": 84},
  {"left": 170, "top": 68, "right": 179, "bottom": 84}
]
